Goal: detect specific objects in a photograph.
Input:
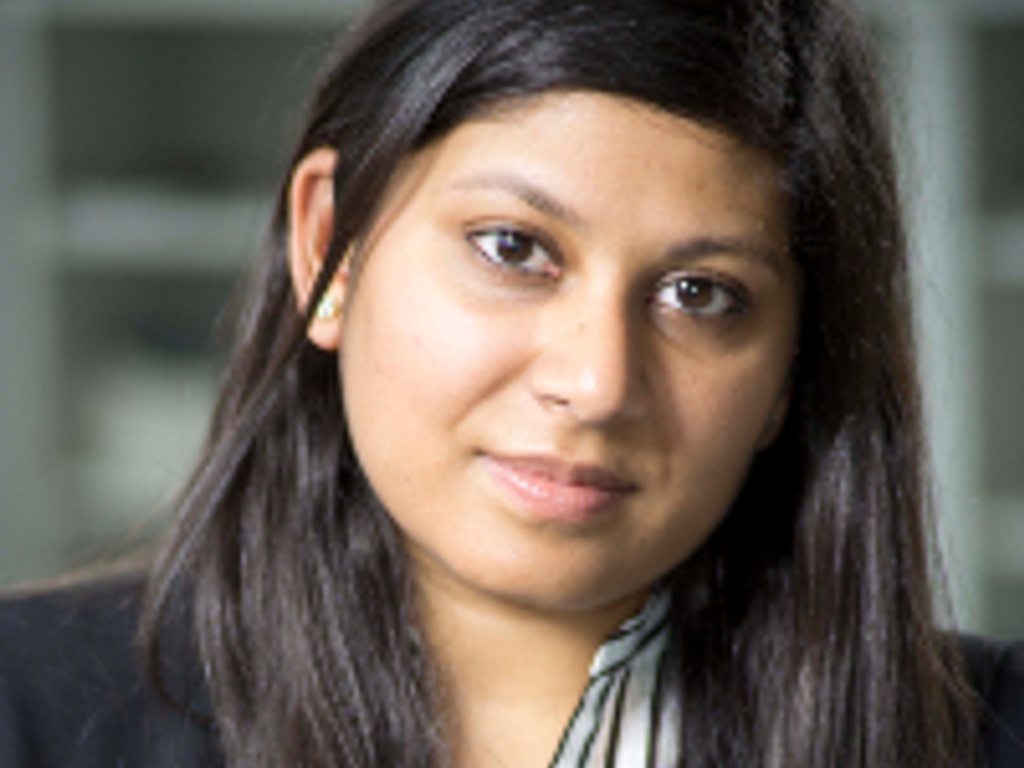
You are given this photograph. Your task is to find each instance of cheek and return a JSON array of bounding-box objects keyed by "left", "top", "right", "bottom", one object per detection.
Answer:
[
  {"left": 705, "top": 373, "right": 780, "bottom": 443},
  {"left": 687, "top": 302, "right": 798, "bottom": 453},
  {"left": 339, "top": 238, "right": 530, "bottom": 473},
  {"left": 659, "top": 353, "right": 788, "bottom": 501}
]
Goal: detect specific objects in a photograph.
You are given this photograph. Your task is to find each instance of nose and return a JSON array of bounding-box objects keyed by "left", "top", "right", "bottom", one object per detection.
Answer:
[{"left": 526, "top": 286, "right": 646, "bottom": 425}]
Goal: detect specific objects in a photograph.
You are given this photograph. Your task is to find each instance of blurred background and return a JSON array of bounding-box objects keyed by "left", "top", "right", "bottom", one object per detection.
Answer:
[{"left": 0, "top": 0, "right": 1021, "bottom": 637}]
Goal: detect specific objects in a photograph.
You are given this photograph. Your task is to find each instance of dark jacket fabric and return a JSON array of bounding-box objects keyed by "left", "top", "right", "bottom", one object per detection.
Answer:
[
  {"left": 963, "top": 633, "right": 1024, "bottom": 768},
  {"left": 0, "top": 577, "right": 220, "bottom": 768},
  {"left": 1, "top": 577, "right": 1022, "bottom": 767}
]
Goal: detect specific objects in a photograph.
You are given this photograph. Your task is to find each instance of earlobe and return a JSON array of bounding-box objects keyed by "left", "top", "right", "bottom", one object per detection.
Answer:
[{"left": 287, "top": 147, "right": 346, "bottom": 351}]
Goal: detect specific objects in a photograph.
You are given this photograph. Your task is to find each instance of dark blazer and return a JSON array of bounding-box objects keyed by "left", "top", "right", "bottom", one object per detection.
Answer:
[
  {"left": 963, "top": 633, "right": 1024, "bottom": 767},
  {"left": 0, "top": 577, "right": 220, "bottom": 768},
  {"left": 1, "top": 577, "right": 1022, "bottom": 767}
]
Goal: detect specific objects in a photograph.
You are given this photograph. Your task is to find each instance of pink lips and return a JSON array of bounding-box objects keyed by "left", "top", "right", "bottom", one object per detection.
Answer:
[{"left": 483, "top": 453, "right": 638, "bottom": 523}]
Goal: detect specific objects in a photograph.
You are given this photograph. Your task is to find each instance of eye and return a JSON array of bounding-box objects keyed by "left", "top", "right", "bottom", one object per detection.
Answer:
[
  {"left": 653, "top": 274, "right": 748, "bottom": 319},
  {"left": 467, "top": 227, "right": 559, "bottom": 277}
]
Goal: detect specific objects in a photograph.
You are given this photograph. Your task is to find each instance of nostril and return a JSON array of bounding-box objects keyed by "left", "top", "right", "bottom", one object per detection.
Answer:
[{"left": 537, "top": 391, "right": 577, "bottom": 418}]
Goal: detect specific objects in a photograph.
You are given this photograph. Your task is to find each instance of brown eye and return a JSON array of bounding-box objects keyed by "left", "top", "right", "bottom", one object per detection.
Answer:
[
  {"left": 654, "top": 275, "right": 747, "bottom": 318},
  {"left": 676, "top": 278, "right": 715, "bottom": 310},
  {"left": 493, "top": 230, "right": 533, "bottom": 263},
  {"left": 468, "top": 227, "right": 559, "bottom": 276}
]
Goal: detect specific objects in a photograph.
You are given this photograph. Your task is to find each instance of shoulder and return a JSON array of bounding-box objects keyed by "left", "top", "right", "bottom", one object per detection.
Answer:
[
  {"left": 0, "top": 575, "right": 146, "bottom": 766},
  {"left": 0, "top": 573, "right": 144, "bottom": 687},
  {"left": 959, "top": 634, "right": 1024, "bottom": 767},
  {"left": 0, "top": 574, "right": 220, "bottom": 768}
]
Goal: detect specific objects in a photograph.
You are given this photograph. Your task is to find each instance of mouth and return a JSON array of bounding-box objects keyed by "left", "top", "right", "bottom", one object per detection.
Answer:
[{"left": 481, "top": 452, "right": 638, "bottom": 524}]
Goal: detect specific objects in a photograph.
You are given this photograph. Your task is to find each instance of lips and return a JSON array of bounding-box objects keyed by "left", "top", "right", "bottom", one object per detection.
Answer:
[{"left": 482, "top": 453, "right": 638, "bottom": 523}]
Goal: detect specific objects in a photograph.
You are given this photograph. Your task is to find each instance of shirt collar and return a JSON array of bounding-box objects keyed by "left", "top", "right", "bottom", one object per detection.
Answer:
[{"left": 588, "top": 587, "right": 672, "bottom": 679}]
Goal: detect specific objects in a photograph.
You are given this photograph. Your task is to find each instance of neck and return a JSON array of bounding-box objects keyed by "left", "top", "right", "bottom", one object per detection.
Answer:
[{"left": 414, "top": 561, "right": 648, "bottom": 768}]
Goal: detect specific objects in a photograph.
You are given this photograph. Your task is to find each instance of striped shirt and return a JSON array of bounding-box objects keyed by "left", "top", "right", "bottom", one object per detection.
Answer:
[{"left": 549, "top": 589, "right": 678, "bottom": 767}]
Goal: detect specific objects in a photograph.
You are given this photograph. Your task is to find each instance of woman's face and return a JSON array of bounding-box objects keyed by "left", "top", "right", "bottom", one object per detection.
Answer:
[{"left": 327, "top": 92, "right": 799, "bottom": 616}]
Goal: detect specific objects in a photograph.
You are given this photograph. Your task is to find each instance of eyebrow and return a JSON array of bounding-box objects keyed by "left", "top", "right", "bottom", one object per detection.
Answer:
[
  {"left": 666, "top": 235, "right": 786, "bottom": 274},
  {"left": 449, "top": 172, "right": 587, "bottom": 229},
  {"left": 449, "top": 171, "right": 785, "bottom": 273}
]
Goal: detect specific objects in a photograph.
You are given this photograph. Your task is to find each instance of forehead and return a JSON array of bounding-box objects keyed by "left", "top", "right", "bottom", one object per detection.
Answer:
[
  {"left": 446, "top": 92, "right": 771, "bottom": 174},
  {"left": 359, "top": 91, "right": 788, "bottom": 265}
]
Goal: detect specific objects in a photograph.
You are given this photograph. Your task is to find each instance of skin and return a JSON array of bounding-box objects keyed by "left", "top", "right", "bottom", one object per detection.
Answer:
[{"left": 289, "top": 91, "right": 800, "bottom": 767}]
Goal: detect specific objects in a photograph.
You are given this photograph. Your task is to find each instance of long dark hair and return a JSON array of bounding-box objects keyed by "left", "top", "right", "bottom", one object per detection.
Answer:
[{"left": 140, "top": 0, "right": 977, "bottom": 765}]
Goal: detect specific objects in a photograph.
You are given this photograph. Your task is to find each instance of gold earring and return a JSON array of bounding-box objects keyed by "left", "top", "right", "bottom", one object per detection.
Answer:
[{"left": 315, "top": 294, "right": 340, "bottom": 320}]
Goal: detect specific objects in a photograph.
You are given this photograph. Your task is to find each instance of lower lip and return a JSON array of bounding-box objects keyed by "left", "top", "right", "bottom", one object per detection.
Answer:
[{"left": 482, "top": 457, "right": 631, "bottom": 524}]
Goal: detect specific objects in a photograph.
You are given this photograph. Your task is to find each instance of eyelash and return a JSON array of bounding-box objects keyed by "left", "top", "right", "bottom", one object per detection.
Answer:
[
  {"left": 466, "top": 225, "right": 750, "bottom": 321},
  {"left": 651, "top": 273, "right": 750, "bottom": 320},
  {"left": 466, "top": 226, "right": 561, "bottom": 278}
]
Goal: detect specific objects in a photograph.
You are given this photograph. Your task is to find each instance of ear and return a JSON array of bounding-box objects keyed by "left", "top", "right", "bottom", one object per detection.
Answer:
[{"left": 287, "top": 147, "right": 347, "bottom": 351}]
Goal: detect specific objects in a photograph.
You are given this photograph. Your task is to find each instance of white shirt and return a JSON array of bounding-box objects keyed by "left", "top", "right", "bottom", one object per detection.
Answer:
[{"left": 549, "top": 589, "right": 678, "bottom": 767}]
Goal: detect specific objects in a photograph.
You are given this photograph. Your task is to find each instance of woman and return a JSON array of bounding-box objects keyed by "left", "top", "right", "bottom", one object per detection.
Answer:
[{"left": 1, "top": 0, "right": 1021, "bottom": 766}]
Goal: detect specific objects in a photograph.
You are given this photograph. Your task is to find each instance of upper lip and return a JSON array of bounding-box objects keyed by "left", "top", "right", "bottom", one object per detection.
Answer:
[{"left": 485, "top": 452, "right": 639, "bottom": 493}]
